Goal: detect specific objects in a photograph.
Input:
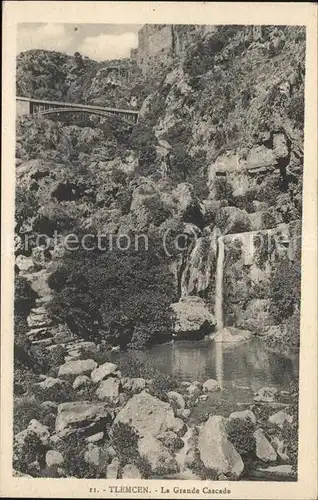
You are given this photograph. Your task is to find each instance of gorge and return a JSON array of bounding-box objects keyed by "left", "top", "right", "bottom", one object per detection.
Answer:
[{"left": 13, "top": 24, "right": 304, "bottom": 481}]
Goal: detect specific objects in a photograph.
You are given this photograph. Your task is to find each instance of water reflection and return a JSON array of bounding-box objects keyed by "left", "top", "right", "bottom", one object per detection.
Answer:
[{"left": 145, "top": 338, "right": 298, "bottom": 391}]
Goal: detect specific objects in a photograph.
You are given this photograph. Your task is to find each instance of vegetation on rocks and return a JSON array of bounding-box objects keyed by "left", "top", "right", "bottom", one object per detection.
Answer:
[{"left": 13, "top": 24, "right": 303, "bottom": 480}]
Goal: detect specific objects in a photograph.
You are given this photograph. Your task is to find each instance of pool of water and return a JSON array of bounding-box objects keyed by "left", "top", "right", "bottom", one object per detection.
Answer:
[{"left": 131, "top": 337, "right": 299, "bottom": 393}]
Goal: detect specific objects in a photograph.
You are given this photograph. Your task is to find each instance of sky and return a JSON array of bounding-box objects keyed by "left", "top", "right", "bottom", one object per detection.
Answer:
[{"left": 17, "top": 23, "right": 143, "bottom": 61}]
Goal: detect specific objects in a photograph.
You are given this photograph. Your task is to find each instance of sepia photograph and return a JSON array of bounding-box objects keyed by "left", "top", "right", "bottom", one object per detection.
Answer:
[{"left": 1, "top": 2, "right": 317, "bottom": 499}]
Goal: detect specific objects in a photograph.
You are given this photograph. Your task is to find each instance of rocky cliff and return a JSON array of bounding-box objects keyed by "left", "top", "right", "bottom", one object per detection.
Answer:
[{"left": 15, "top": 25, "right": 304, "bottom": 353}]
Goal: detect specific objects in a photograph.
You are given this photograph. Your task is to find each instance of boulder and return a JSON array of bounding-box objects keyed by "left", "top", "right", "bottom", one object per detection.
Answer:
[
  {"left": 270, "top": 436, "right": 289, "bottom": 461},
  {"left": 198, "top": 416, "right": 244, "bottom": 478},
  {"left": 250, "top": 464, "right": 294, "bottom": 480},
  {"left": 202, "top": 379, "right": 221, "bottom": 393},
  {"left": 171, "top": 296, "right": 215, "bottom": 340},
  {"left": 254, "top": 387, "right": 278, "bottom": 403},
  {"left": 214, "top": 327, "right": 252, "bottom": 343},
  {"left": 121, "top": 377, "right": 146, "bottom": 394},
  {"left": 254, "top": 428, "right": 277, "bottom": 462},
  {"left": 216, "top": 206, "right": 252, "bottom": 235},
  {"left": 113, "top": 391, "right": 181, "bottom": 438},
  {"left": 73, "top": 375, "right": 92, "bottom": 390},
  {"left": 27, "top": 420, "right": 50, "bottom": 445},
  {"left": 268, "top": 410, "right": 293, "bottom": 428},
  {"left": 122, "top": 463, "right": 142, "bottom": 479},
  {"left": 228, "top": 410, "right": 257, "bottom": 425},
  {"left": 96, "top": 378, "right": 121, "bottom": 402},
  {"left": 38, "top": 377, "right": 67, "bottom": 391},
  {"left": 27, "top": 307, "right": 52, "bottom": 329},
  {"left": 106, "top": 457, "right": 120, "bottom": 479},
  {"left": 58, "top": 359, "right": 97, "bottom": 378},
  {"left": 46, "top": 450, "right": 64, "bottom": 468},
  {"left": 167, "top": 391, "right": 185, "bottom": 417},
  {"left": 91, "top": 362, "right": 119, "bottom": 384},
  {"left": 84, "top": 443, "right": 108, "bottom": 468},
  {"left": 55, "top": 401, "right": 112, "bottom": 437},
  {"left": 86, "top": 432, "right": 104, "bottom": 444},
  {"left": 186, "top": 381, "right": 203, "bottom": 398},
  {"left": 138, "top": 435, "right": 179, "bottom": 475}
]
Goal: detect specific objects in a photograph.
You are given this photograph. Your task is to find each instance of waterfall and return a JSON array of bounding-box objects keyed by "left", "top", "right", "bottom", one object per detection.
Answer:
[{"left": 215, "top": 236, "right": 225, "bottom": 330}]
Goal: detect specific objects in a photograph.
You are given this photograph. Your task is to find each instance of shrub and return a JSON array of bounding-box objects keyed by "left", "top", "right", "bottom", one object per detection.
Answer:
[
  {"left": 111, "top": 422, "right": 139, "bottom": 466},
  {"left": 56, "top": 433, "right": 103, "bottom": 478},
  {"left": 13, "top": 431, "right": 47, "bottom": 476},
  {"left": 226, "top": 417, "right": 256, "bottom": 457},
  {"left": 270, "top": 256, "right": 301, "bottom": 322},
  {"left": 15, "top": 276, "right": 37, "bottom": 317},
  {"left": 15, "top": 188, "right": 39, "bottom": 231},
  {"left": 14, "top": 395, "right": 56, "bottom": 434},
  {"left": 48, "top": 231, "right": 177, "bottom": 348},
  {"left": 213, "top": 177, "right": 234, "bottom": 202}
]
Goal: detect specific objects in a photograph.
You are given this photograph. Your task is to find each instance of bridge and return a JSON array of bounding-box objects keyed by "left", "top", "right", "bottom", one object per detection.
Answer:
[{"left": 16, "top": 96, "right": 139, "bottom": 125}]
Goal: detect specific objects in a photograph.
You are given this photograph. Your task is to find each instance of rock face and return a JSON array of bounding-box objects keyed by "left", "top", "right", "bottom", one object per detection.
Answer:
[
  {"left": 198, "top": 416, "right": 244, "bottom": 478},
  {"left": 58, "top": 359, "right": 97, "bottom": 378},
  {"left": 254, "top": 428, "right": 277, "bottom": 462},
  {"left": 113, "top": 391, "right": 181, "bottom": 438},
  {"left": 55, "top": 401, "right": 112, "bottom": 437},
  {"left": 138, "top": 435, "right": 179, "bottom": 475},
  {"left": 171, "top": 296, "right": 216, "bottom": 339}
]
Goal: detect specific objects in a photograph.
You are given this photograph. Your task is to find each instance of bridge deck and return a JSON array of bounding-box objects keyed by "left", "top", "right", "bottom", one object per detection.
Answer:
[{"left": 16, "top": 96, "right": 139, "bottom": 116}]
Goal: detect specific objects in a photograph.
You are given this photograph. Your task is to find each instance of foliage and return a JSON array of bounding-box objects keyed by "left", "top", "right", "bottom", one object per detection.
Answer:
[
  {"left": 281, "top": 380, "right": 299, "bottom": 473},
  {"left": 170, "top": 145, "right": 194, "bottom": 183},
  {"left": 14, "top": 396, "right": 56, "bottom": 434},
  {"left": 213, "top": 177, "right": 234, "bottom": 202},
  {"left": 48, "top": 231, "right": 177, "bottom": 348},
  {"left": 15, "top": 188, "right": 39, "bottom": 230},
  {"left": 111, "top": 422, "right": 139, "bottom": 465},
  {"left": 226, "top": 417, "right": 256, "bottom": 456},
  {"left": 13, "top": 431, "right": 47, "bottom": 476},
  {"left": 189, "top": 449, "right": 218, "bottom": 480},
  {"left": 270, "top": 256, "right": 301, "bottom": 322},
  {"left": 56, "top": 433, "right": 103, "bottom": 478}
]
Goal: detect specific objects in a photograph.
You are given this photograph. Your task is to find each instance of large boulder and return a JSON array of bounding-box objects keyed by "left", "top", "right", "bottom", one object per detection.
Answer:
[
  {"left": 84, "top": 443, "right": 109, "bottom": 468},
  {"left": 106, "top": 458, "right": 120, "bottom": 479},
  {"left": 27, "top": 307, "right": 53, "bottom": 329},
  {"left": 55, "top": 401, "right": 113, "bottom": 437},
  {"left": 171, "top": 296, "right": 216, "bottom": 340},
  {"left": 202, "top": 379, "right": 221, "bottom": 393},
  {"left": 254, "top": 428, "right": 277, "bottom": 462},
  {"left": 215, "top": 206, "right": 252, "bottom": 235},
  {"left": 37, "top": 377, "right": 67, "bottom": 391},
  {"left": 213, "top": 326, "right": 252, "bottom": 343},
  {"left": 58, "top": 359, "right": 97, "bottom": 378},
  {"left": 268, "top": 410, "right": 293, "bottom": 428},
  {"left": 122, "top": 463, "right": 142, "bottom": 479},
  {"left": 96, "top": 378, "right": 121, "bottom": 402},
  {"left": 138, "top": 435, "right": 179, "bottom": 475},
  {"left": 167, "top": 391, "right": 185, "bottom": 417},
  {"left": 91, "top": 362, "right": 119, "bottom": 384},
  {"left": 113, "top": 391, "right": 181, "bottom": 438},
  {"left": 254, "top": 387, "right": 278, "bottom": 403},
  {"left": 198, "top": 416, "right": 244, "bottom": 478},
  {"left": 72, "top": 375, "right": 92, "bottom": 390},
  {"left": 46, "top": 450, "right": 64, "bottom": 468},
  {"left": 228, "top": 410, "right": 256, "bottom": 425}
]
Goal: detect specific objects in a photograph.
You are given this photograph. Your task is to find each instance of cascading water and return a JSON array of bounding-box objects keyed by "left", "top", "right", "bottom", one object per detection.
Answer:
[
  {"left": 214, "top": 235, "right": 225, "bottom": 389},
  {"left": 215, "top": 236, "right": 225, "bottom": 331}
]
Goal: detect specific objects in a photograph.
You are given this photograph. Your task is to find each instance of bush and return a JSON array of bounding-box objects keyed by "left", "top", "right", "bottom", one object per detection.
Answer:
[
  {"left": 14, "top": 396, "right": 56, "bottom": 434},
  {"left": 48, "top": 231, "right": 177, "bottom": 348},
  {"left": 226, "top": 417, "right": 256, "bottom": 456},
  {"left": 213, "top": 177, "right": 234, "bottom": 202},
  {"left": 270, "top": 256, "right": 301, "bottom": 322},
  {"left": 13, "top": 431, "right": 47, "bottom": 476},
  {"left": 56, "top": 433, "right": 103, "bottom": 478},
  {"left": 111, "top": 422, "right": 139, "bottom": 466}
]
